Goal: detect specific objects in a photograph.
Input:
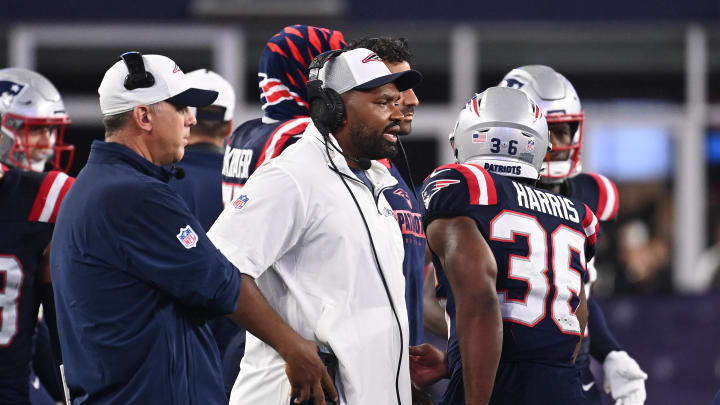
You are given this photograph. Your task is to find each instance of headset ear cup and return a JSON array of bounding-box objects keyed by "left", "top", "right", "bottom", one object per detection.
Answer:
[{"left": 323, "top": 88, "right": 345, "bottom": 134}]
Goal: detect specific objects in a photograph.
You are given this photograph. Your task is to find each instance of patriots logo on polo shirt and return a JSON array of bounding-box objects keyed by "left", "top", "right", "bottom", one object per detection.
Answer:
[
  {"left": 0, "top": 80, "right": 26, "bottom": 109},
  {"left": 176, "top": 225, "right": 198, "bottom": 249}
]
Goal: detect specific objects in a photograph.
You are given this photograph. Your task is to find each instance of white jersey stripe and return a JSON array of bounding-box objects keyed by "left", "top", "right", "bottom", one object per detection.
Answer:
[
  {"left": 583, "top": 212, "right": 598, "bottom": 237},
  {"left": 38, "top": 172, "right": 69, "bottom": 223},
  {"left": 597, "top": 174, "right": 616, "bottom": 220},
  {"left": 261, "top": 118, "right": 312, "bottom": 164},
  {"left": 463, "top": 163, "right": 489, "bottom": 205}
]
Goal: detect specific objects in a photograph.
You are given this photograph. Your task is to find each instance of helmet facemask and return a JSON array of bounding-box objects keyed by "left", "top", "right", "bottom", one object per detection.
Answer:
[
  {"left": 1, "top": 113, "right": 73, "bottom": 172},
  {"left": 540, "top": 112, "right": 583, "bottom": 184}
]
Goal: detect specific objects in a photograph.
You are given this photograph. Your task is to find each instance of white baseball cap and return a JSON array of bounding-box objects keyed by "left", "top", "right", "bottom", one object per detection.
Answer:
[
  {"left": 98, "top": 53, "right": 218, "bottom": 116},
  {"left": 319, "top": 48, "right": 422, "bottom": 94},
  {"left": 185, "top": 69, "right": 236, "bottom": 122}
]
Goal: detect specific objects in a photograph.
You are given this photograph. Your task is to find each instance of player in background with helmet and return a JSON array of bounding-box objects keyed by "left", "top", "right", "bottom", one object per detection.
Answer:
[
  {"left": 0, "top": 71, "right": 73, "bottom": 173},
  {"left": 500, "top": 65, "right": 648, "bottom": 405},
  {"left": 413, "top": 87, "right": 599, "bottom": 404},
  {"left": 221, "top": 24, "right": 346, "bottom": 205},
  {"left": 0, "top": 67, "right": 74, "bottom": 405}
]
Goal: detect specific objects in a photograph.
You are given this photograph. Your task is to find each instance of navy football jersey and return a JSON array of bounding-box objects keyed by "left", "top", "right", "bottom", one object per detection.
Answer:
[
  {"left": 0, "top": 169, "right": 73, "bottom": 374},
  {"left": 379, "top": 159, "right": 426, "bottom": 345},
  {"left": 221, "top": 117, "right": 311, "bottom": 205},
  {"left": 422, "top": 163, "right": 599, "bottom": 375}
]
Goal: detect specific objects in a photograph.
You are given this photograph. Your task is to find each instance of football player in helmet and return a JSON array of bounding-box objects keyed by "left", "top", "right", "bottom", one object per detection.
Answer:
[
  {"left": 0, "top": 67, "right": 73, "bottom": 404},
  {"left": 414, "top": 87, "right": 599, "bottom": 404},
  {"left": 0, "top": 68, "right": 74, "bottom": 173},
  {"left": 500, "top": 65, "right": 648, "bottom": 405}
]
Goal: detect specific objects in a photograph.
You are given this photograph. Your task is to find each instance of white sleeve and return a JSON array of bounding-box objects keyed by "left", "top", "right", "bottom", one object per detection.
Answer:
[{"left": 208, "top": 164, "right": 306, "bottom": 278}]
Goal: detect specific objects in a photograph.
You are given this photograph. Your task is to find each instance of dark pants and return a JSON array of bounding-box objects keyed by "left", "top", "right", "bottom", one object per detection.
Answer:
[{"left": 441, "top": 361, "right": 585, "bottom": 405}]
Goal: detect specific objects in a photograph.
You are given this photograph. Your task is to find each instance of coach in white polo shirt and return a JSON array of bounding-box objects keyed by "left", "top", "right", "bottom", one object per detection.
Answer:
[{"left": 208, "top": 48, "right": 423, "bottom": 405}]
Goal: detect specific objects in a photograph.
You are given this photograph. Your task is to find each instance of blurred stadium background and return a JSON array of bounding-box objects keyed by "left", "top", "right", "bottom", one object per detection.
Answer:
[{"left": 3, "top": 1, "right": 720, "bottom": 403}]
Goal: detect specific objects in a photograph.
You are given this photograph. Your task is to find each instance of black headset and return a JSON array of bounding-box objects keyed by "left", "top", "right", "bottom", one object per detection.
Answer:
[
  {"left": 307, "top": 49, "right": 347, "bottom": 136},
  {"left": 120, "top": 51, "right": 155, "bottom": 90}
]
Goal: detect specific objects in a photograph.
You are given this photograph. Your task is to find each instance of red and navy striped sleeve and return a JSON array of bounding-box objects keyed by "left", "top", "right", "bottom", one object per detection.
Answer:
[
  {"left": 581, "top": 203, "right": 599, "bottom": 263},
  {"left": 28, "top": 171, "right": 74, "bottom": 224},
  {"left": 254, "top": 117, "right": 311, "bottom": 169},
  {"left": 586, "top": 173, "right": 619, "bottom": 222}
]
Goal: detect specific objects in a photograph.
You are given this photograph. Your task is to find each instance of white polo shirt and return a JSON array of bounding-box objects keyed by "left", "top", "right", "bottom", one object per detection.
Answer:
[{"left": 208, "top": 122, "right": 410, "bottom": 405}]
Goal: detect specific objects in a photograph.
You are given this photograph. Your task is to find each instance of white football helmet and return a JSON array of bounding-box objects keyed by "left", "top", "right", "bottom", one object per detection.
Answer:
[
  {"left": 500, "top": 65, "right": 583, "bottom": 183},
  {"left": 0, "top": 68, "right": 73, "bottom": 172},
  {"left": 449, "top": 86, "right": 549, "bottom": 181}
]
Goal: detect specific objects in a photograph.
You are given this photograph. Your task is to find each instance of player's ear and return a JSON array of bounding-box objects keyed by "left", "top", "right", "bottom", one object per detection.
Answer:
[{"left": 132, "top": 105, "right": 153, "bottom": 132}]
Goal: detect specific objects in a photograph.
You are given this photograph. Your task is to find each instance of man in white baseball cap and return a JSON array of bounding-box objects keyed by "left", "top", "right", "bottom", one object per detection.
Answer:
[
  {"left": 169, "top": 68, "right": 236, "bottom": 230},
  {"left": 208, "top": 47, "right": 423, "bottom": 404},
  {"left": 51, "top": 52, "right": 335, "bottom": 404}
]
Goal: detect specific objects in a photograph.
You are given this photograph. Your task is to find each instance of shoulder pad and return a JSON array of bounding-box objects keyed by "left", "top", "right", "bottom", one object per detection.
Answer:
[
  {"left": 424, "top": 163, "right": 497, "bottom": 206},
  {"left": 28, "top": 171, "right": 75, "bottom": 223},
  {"left": 585, "top": 173, "right": 619, "bottom": 221}
]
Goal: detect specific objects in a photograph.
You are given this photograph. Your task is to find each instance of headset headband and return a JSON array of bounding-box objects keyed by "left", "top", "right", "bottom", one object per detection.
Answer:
[
  {"left": 308, "top": 49, "right": 346, "bottom": 82},
  {"left": 120, "top": 51, "right": 155, "bottom": 90}
]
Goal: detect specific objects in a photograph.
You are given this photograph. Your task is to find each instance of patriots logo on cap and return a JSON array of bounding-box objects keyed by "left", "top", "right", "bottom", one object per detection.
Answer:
[
  {"left": 421, "top": 178, "right": 460, "bottom": 210},
  {"left": 0, "top": 80, "right": 26, "bottom": 109},
  {"left": 176, "top": 225, "right": 198, "bottom": 249},
  {"left": 362, "top": 53, "right": 383, "bottom": 63},
  {"left": 233, "top": 194, "right": 249, "bottom": 209}
]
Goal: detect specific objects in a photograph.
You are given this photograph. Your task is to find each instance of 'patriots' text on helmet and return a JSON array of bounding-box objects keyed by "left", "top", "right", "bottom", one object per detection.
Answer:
[
  {"left": 449, "top": 86, "right": 550, "bottom": 181},
  {"left": 0, "top": 68, "right": 73, "bottom": 172},
  {"left": 500, "top": 65, "right": 583, "bottom": 183}
]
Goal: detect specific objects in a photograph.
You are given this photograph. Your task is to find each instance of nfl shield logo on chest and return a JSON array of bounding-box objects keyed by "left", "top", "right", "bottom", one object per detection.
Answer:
[{"left": 176, "top": 225, "right": 198, "bottom": 249}]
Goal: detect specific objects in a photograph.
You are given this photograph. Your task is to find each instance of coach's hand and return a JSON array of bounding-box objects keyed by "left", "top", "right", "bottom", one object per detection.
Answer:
[
  {"left": 409, "top": 343, "right": 449, "bottom": 387},
  {"left": 227, "top": 275, "right": 337, "bottom": 403},
  {"left": 283, "top": 338, "right": 337, "bottom": 404}
]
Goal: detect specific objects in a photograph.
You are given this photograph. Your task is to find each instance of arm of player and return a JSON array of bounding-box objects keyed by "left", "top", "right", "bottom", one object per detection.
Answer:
[
  {"left": 226, "top": 274, "right": 338, "bottom": 405},
  {"left": 423, "top": 262, "right": 449, "bottom": 338},
  {"left": 587, "top": 296, "right": 622, "bottom": 362},
  {"left": 426, "top": 216, "right": 502, "bottom": 405}
]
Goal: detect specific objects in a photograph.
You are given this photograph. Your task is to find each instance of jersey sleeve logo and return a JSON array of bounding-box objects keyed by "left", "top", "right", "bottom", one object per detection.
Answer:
[
  {"left": 232, "top": 194, "right": 249, "bottom": 209},
  {"left": 421, "top": 179, "right": 460, "bottom": 210},
  {"left": 176, "top": 225, "right": 199, "bottom": 249}
]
